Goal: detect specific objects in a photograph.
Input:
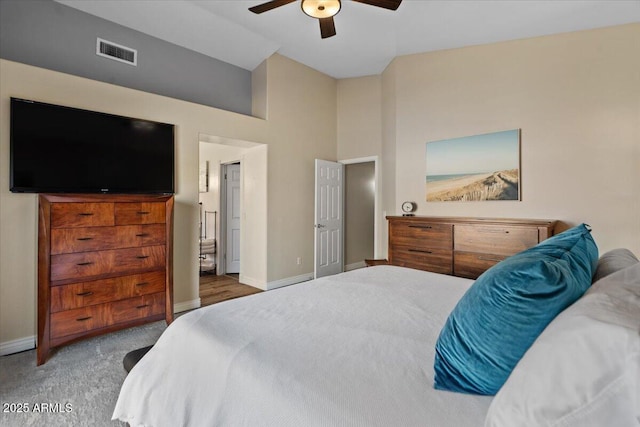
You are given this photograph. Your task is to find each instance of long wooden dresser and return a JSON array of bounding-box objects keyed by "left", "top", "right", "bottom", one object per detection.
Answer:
[
  {"left": 37, "top": 194, "right": 174, "bottom": 365},
  {"left": 387, "top": 216, "right": 557, "bottom": 279}
]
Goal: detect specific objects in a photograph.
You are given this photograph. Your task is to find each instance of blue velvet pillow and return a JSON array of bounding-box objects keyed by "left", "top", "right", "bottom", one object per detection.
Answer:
[{"left": 434, "top": 224, "right": 598, "bottom": 395}]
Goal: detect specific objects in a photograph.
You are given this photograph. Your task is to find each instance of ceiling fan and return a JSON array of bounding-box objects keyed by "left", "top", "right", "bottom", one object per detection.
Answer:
[{"left": 249, "top": 0, "right": 402, "bottom": 39}]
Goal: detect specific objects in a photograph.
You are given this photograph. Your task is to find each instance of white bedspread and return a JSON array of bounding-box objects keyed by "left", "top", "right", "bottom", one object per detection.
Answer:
[{"left": 113, "top": 266, "right": 493, "bottom": 426}]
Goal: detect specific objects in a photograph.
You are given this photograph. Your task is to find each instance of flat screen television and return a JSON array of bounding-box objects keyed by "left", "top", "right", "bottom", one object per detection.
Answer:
[{"left": 10, "top": 98, "right": 175, "bottom": 194}]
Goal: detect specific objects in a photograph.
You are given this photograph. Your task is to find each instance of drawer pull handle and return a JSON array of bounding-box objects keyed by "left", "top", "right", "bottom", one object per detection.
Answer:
[
  {"left": 409, "top": 225, "right": 433, "bottom": 230},
  {"left": 137, "top": 211, "right": 150, "bottom": 215},
  {"left": 136, "top": 255, "right": 150, "bottom": 259},
  {"left": 76, "top": 291, "right": 94, "bottom": 297},
  {"left": 478, "top": 256, "right": 503, "bottom": 262},
  {"left": 136, "top": 233, "right": 149, "bottom": 237},
  {"left": 136, "top": 304, "right": 149, "bottom": 309},
  {"left": 77, "top": 237, "right": 93, "bottom": 241},
  {"left": 76, "top": 316, "right": 92, "bottom": 322},
  {"left": 480, "top": 229, "right": 511, "bottom": 234},
  {"left": 76, "top": 262, "right": 93, "bottom": 266},
  {"left": 78, "top": 213, "right": 94, "bottom": 216},
  {"left": 136, "top": 282, "right": 149, "bottom": 287},
  {"left": 408, "top": 249, "right": 433, "bottom": 254}
]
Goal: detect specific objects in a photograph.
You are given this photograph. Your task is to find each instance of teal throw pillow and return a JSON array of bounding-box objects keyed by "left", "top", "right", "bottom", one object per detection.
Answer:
[{"left": 433, "top": 224, "right": 598, "bottom": 395}]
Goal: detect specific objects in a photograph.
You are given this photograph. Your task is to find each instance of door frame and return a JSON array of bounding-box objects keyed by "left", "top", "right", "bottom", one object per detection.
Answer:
[
  {"left": 340, "top": 156, "right": 380, "bottom": 260},
  {"left": 218, "top": 161, "right": 241, "bottom": 275}
]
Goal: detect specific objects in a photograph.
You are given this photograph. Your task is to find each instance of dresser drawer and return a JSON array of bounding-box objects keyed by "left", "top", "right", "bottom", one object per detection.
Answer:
[
  {"left": 453, "top": 251, "right": 508, "bottom": 279},
  {"left": 389, "top": 247, "right": 453, "bottom": 275},
  {"left": 50, "top": 271, "right": 166, "bottom": 312},
  {"left": 111, "top": 293, "right": 165, "bottom": 324},
  {"left": 51, "top": 203, "right": 114, "bottom": 228},
  {"left": 51, "top": 224, "right": 166, "bottom": 255},
  {"left": 50, "top": 292, "right": 165, "bottom": 339},
  {"left": 115, "top": 202, "right": 166, "bottom": 225},
  {"left": 50, "top": 245, "right": 166, "bottom": 282},
  {"left": 454, "top": 224, "right": 539, "bottom": 256},
  {"left": 389, "top": 221, "right": 453, "bottom": 250},
  {"left": 50, "top": 305, "right": 109, "bottom": 339}
]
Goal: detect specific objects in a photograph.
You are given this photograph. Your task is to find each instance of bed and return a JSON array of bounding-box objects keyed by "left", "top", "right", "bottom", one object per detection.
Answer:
[{"left": 112, "top": 227, "right": 640, "bottom": 427}]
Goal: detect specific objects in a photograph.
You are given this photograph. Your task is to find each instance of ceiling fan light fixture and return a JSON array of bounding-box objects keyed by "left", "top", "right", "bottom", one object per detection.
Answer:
[{"left": 301, "top": 0, "right": 341, "bottom": 19}]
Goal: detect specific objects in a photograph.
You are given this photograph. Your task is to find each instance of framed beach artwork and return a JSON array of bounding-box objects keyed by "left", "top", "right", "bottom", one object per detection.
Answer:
[{"left": 426, "top": 129, "right": 521, "bottom": 202}]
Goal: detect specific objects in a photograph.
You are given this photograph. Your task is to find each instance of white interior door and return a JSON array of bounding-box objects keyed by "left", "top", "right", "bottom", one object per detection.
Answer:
[
  {"left": 314, "top": 159, "right": 344, "bottom": 278},
  {"left": 225, "top": 163, "right": 241, "bottom": 273}
]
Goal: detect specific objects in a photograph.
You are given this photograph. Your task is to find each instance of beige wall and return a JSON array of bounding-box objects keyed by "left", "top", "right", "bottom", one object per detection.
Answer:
[
  {"left": 337, "top": 76, "right": 387, "bottom": 256},
  {"left": 337, "top": 76, "right": 382, "bottom": 160},
  {"left": 241, "top": 144, "right": 269, "bottom": 287},
  {"left": 263, "top": 55, "right": 338, "bottom": 281},
  {"left": 0, "top": 54, "right": 336, "bottom": 349},
  {"left": 380, "top": 60, "right": 399, "bottom": 253},
  {"left": 339, "top": 23, "right": 640, "bottom": 258}
]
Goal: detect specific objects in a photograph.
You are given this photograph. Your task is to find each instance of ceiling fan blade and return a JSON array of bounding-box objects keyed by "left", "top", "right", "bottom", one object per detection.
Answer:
[
  {"left": 319, "top": 17, "right": 336, "bottom": 39},
  {"left": 249, "top": 0, "right": 297, "bottom": 14},
  {"left": 352, "top": 0, "right": 402, "bottom": 10}
]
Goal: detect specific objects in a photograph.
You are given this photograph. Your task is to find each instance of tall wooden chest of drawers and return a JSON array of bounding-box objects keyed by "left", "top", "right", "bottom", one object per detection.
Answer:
[
  {"left": 387, "top": 216, "right": 557, "bottom": 280},
  {"left": 37, "top": 194, "right": 174, "bottom": 365}
]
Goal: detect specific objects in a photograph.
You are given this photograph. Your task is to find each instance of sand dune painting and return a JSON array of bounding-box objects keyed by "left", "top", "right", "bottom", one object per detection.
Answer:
[{"left": 426, "top": 129, "right": 521, "bottom": 202}]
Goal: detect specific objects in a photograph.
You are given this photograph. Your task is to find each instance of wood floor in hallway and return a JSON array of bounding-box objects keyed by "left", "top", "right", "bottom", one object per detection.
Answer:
[{"left": 199, "top": 273, "right": 262, "bottom": 307}]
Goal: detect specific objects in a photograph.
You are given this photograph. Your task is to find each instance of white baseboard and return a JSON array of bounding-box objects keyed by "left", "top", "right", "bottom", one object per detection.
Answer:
[
  {"left": 174, "top": 298, "right": 201, "bottom": 313},
  {"left": 266, "top": 273, "right": 314, "bottom": 290},
  {"left": 240, "top": 274, "right": 267, "bottom": 290},
  {"left": 239, "top": 273, "right": 314, "bottom": 291},
  {"left": 0, "top": 335, "right": 36, "bottom": 356},
  {"left": 345, "top": 261, "right": 366, "bottom": 271}
]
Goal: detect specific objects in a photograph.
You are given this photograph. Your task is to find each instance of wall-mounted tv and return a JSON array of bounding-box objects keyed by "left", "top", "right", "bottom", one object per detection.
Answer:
[{"left": 10, "top": 98, "right": 175, "bottom": 194}]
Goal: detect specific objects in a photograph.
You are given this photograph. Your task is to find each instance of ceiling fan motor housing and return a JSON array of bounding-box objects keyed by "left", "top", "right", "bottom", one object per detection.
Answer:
[{"left": 301, "top": 0, "right": 341, "bottom": 19}]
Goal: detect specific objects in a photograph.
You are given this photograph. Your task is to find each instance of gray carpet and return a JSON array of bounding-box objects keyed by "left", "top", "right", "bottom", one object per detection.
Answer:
[{"left": 0, "top": 320, "right": 167, "bottom": 427}]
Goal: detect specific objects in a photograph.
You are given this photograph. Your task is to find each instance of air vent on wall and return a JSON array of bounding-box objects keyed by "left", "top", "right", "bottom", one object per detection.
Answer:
[{"left": 96, "top": 38, "right": 137, "bottom": 66}]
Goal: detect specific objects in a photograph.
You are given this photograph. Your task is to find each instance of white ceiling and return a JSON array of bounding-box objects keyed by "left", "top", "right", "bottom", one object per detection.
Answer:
[{"left": 57, "top": 0, "right": 640, "bottom": 79}]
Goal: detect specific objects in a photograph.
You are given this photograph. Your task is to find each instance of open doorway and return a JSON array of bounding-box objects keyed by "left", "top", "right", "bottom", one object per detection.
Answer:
[
  {"left": 342, "top": 157, "right": 378, "bottom": 271},
  {"left": 199, "top": 144, "right": 242, "bottom": 277},
  {"left": 198, "top": 135, "right": 268, "bottom": 305}
]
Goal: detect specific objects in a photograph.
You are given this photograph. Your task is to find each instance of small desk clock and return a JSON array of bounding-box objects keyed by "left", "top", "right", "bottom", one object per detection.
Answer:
[{"left": 401, "top": 201, "right": 417, "bottom": 216}]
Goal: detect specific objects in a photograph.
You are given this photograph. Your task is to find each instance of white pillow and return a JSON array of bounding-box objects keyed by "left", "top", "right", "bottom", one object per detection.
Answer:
[
  {"left": 485, "top": 261, "right": 640, "bottom": 427},
  {"left": 592, "top": 248, "right": 639, "bottom": 283}
]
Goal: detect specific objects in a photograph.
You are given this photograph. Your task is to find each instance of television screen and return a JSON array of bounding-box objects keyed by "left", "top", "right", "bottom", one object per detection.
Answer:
[{"left": 10, "top": 98, "right": 174, "bottom": 194}]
